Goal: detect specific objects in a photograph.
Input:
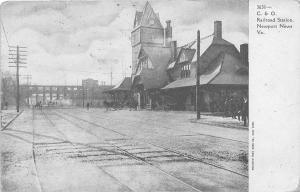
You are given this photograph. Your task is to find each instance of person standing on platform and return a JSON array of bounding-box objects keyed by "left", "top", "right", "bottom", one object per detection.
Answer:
[{"left": 242, "top": 98, "right": 248, "bottom": 126}]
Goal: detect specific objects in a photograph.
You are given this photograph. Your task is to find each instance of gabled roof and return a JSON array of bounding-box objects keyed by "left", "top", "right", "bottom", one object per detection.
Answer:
[
  {"left": 167, "top": 41, "right": 196, "bottom": 70},
  {"left": 181, "top": 40, "right": 196, "bottom": 49},
  {"left": 135, "top": 2, "right": 163, "bottom": 29},
  {"left": 162, "top": 52, "right": 248, "bottom": 89},
  {"left": 143, "top": 46, "right": 171, "bottom": 69},
  {"left": 162, "top": 63, "right": 221, "bottom": 89},
  {"left": 191, "top": 37, "right": 239, "bottom": 63},
  {"left": 133, "top": 46, "right": 171, "bottom": 89},
  {"left": 211, "top": 37, "right": 233, "bottom": 46},
  {"left": 106, "top": 77, "right": 132, "bottom": 92},
  {"left": 113, "top": 77, "right": 132, "bottom": 91},
  {"left": 179, "top": 48, "right": 195, "bottom": 62},
  {"left": 208, "top": 53, "right": 248, "bottom": 85}
]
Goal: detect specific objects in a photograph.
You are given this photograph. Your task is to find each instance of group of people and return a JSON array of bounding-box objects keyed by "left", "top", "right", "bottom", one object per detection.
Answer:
[
  {"left": 34, "top": 101, "right": 59, "bottom": 109},
  {"left": 224, "top": 97, "right": 248, "bottom": 126},
  {"left": 102, "top": 100, "right": 122, "bottom": 111},
  {"left": 34, "top": 101, "right": 43, "bottom": 109},
  {"left": 86, "top": 100, "right": 137, "bottom": 111},
  {"left": 103, "top": 99, "right": 138, "bottom": 111}
]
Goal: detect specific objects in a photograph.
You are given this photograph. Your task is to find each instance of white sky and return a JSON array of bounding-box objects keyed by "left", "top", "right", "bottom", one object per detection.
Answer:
[{"left": 0, "top": 0, "right": 248, "bottom": 86}]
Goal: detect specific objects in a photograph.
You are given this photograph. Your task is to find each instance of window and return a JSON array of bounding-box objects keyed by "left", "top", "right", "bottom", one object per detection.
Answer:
[
  {"left": 149, "top": 19, "right": 154, "bottom": 25},
  {"left": 147, "top": 58, "right": 153, "bottom": 69},
  {"left": 137, "top": 62, "right": 142, "bottom": 71},
  {"left": 179, "top": 52, "right": 187, "bottom": 63},
  {"left": 135, "top": 17, "right": 139, "bottom": 27},
  {"left": 141, "top": 58, "right": 148, "bottom": 68},
  {"left": 139, "top": 57, "right": 153, "bottom": 69},
  {"left": 131, "top": 30, "right": 140, "bottom": 45},
  {"left": 181, "top": 63, "right": 191, "bottom": 78}
]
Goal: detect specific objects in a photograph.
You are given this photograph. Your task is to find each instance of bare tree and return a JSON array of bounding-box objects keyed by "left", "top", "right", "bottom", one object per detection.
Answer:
[{"left": 1, "top": 72, "right": 17, "bottom": 109}]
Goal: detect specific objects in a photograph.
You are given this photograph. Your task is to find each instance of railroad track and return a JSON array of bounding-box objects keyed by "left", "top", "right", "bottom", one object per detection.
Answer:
[
  {"left": 40, "top": 109, "right": 137, "bottom": 192},
  {"left": 51, "top": 109, "right": 248, "bottom": 178},
  {"left": 32, "top": 109, "right": 44, "bottom": 192},
  {"left": 40, "top": 109, "right": 207, "bottom": 192},
  {"left": 60, "top": 108, "right": 247, "bottom": 144}
]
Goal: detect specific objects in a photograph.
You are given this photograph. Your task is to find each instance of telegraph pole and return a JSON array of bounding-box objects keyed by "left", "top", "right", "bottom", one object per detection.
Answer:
[
  {"left": 8, "top": 45, "right": 27, "bottom": 112},
  {"left": 16, "top": 46, "right": 20, "bottom": 112},
  {"left": 196, "top": 30, "right": 201, "bottom": 119}
]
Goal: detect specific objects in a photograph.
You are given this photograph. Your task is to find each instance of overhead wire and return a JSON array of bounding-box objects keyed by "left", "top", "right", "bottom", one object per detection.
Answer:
[{"left": 0, "top": 17, "right": 10, "bottom": 46}]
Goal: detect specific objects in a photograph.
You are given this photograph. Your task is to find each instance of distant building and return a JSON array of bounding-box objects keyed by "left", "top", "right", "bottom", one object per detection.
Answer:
[
  {"left": 82, "top": 78, "right": 98, "bottom": 88},
  {"left": 80, "top": 78, "right": 114, "bottom": 107}
]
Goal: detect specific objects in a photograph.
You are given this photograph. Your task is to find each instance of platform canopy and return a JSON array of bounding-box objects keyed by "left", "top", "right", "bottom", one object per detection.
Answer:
[{"left": 105, "top": 77, "right": 132, "bottom": 93}]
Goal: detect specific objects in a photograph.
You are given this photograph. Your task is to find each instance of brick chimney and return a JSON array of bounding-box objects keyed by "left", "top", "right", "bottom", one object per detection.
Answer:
[
  {"left": 214, "top": 21, "right": 222, "bottom": 40},
  {"left": 170, "top": 41, "right": 177, "bottom": 61},
  {"left": 165, "top": 20, "right": 172, "bottom": 46},
  {"left": 240, "top": 43, "right": 248, "bottom": 66}
]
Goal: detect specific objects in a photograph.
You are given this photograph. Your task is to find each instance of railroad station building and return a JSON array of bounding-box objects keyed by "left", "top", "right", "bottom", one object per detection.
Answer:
[
  {"left": 107, "top": 2, "right": 249, "bottom": 112},
  {"left": 162, "top": 21, "right": 249, "bottom": 112}
]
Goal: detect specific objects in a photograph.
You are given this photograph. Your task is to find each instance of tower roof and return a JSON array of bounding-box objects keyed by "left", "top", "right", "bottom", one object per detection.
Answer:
[{"left": 134, "top": 1, "right": 163, "bottom": 28}]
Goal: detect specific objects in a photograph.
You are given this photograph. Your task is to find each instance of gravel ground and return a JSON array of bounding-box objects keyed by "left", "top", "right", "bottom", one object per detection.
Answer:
[
  {"left": 0, "top": 110, "right": 19, "bottom": 129},
  {"left": 0, "top": 108, "right": 248, "bottom": 192},
  {"left": 60, "top": 108, "right": 248, "bottom": 175}
]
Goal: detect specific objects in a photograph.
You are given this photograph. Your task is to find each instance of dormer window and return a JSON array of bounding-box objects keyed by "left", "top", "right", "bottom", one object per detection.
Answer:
[
  {"left": 180, "top": 63, "right": 191, "bottom": 78},
  {"left": 149, "top": 19, "right": 154, "bottom": 25},
  {"left": 135, "top": 57, "right": 154, "bottom": 74},
  {"left": 134, "top": 17, "right": 139, "bottom": 27},
  {"left": 140, "top": 57, "right": 154, "bottom": 69},
  {"left": 179, "top": 52, "right": 188, "bottom": 63}
]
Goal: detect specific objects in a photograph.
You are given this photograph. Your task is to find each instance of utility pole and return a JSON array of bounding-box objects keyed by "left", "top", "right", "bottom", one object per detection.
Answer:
[
  {"left": 196, "top": 30, "right": 201, "bottom": 119},
  {"left": 16, "top": 46, "right": 20, "bottom": 112},
  {"left": 8, "top": 45, "right": 27, "bottom": 112}
]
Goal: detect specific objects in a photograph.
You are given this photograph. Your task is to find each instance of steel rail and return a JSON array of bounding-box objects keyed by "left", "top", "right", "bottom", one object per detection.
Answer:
[
  {"left": 40, "top": 110, "right": 138, "bottom": 192},
  {"left": 31, "top": 109, "right": 44, "bottom": 192},
  {"left": 53, "top": 109, "right": 248, "bottom": 178},
  {"left": 65, "top": 108, "right": 247, "bottom": 144},
  {"left": 48, "top": 110, "right": 205, "bottom": 192}
]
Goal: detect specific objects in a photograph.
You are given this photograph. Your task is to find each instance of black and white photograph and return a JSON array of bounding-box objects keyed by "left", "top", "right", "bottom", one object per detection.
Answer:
[{"left": 6, "top": 0, "right": 299, "bottom": 191}]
